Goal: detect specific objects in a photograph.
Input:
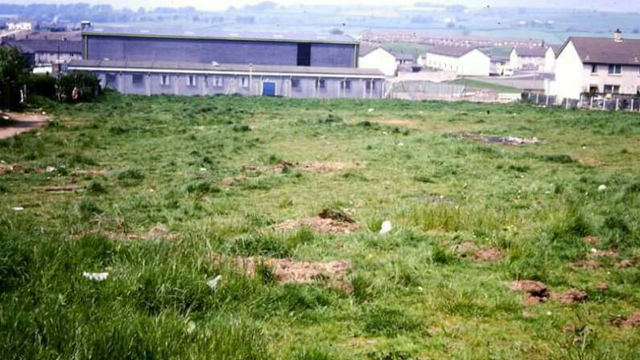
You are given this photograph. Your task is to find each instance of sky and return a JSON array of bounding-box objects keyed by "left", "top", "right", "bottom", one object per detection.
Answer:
[{"left": 3, "top": 0, "right": 635, "bottom": 12}]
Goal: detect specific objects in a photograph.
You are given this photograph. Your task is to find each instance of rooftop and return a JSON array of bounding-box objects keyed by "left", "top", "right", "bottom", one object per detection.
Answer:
[
  {"left": 67, "top": 59, "right": 385, "bottom": 78},
  {"left": 560, "top": 36, "right": 640, "bottom": 65},
  {"left": 3, "top": 39, "right": 82, "bottom": 54},
  {"left": 513, "top": 46, "right": 547, "bottom": 57},
  {"left": 425, "top": 45, "right": 483, "bottom": 58},
  {"left": 82, "top": 26, "right": 358, "bottom": 45}
]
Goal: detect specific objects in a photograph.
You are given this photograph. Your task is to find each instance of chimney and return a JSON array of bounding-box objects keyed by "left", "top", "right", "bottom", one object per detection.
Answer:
[
  {"left": 614, "top": 29, "right": 623, "bottom": 42},
  {"left": 81, "top": 20, "right": 91, "bottom": 30}
]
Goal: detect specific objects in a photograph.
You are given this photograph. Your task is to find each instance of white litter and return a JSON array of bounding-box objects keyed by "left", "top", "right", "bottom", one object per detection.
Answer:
[
  {"left": 367, "top": 108, "right": 374, "bottom": 113},
  {"left": 186, "top": 321, "right": 196, "bottom": 334},
  {"left": 82, "top": 271, "right": 109, "bottom": 281},
  {"left": 2, "top": 115, "right": 9, "bottom": 120},
  {"left": 598, "top": 184, "right": 607, "bottom": 192},
  {"left": 590, "top": 248, "right": 598, "bottom": 254},
  {"left": 45, "top": 166, "right": 56, "bottom": 173},
  {"left": 207, "top": 275, "right": 222, "bottom": 289},
  {"left": 200, "top": 168, "right": 207, "bottom": 172},
  {"left": 12, "top": 207, "right": 24, "bottom": 211},
  {"left": 398, "top": 142, "right": 405, "bottom": 147},
  {"left": 379, "top": 220, "right": 392, "bottom": 235}
]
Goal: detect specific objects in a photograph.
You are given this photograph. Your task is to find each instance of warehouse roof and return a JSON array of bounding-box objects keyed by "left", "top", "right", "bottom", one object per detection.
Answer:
[
  {"left": 67, "top": 60, "right": 385, "bottom": 78},
  {"left": 3, "top": 39, "right": 82, "bottom": 54},
  {"left": 82, "top": 26, "right": 358, "bottom": 45}
]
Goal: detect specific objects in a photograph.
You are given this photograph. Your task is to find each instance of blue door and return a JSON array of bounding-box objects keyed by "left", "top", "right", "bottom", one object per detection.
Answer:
[{"left": 262, "top": 82, "right": 276, "bottom": 96}]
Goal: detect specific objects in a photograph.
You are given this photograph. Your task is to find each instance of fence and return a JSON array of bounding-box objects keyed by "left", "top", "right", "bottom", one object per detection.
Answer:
[
  {"left": 522, "top": 92, "right": 640, "bottom": 112},
  {"left": 389, "top": 80, "right": 466, "bottom": 100}
]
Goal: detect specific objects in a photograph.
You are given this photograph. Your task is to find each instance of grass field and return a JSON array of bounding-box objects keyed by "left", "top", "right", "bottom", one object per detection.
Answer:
[
  {"left": 1, "top": 92, "right": 640, "bottom": 359},
  {"left": 446, "top": 78, "right": 523, "bottom": 94}
]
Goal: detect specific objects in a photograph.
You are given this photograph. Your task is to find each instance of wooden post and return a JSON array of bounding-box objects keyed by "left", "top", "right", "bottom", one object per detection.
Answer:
[
  {"left": 602, "top": 99, "right": 606, "bottom": 111},
  {"left": 616, "top": 98, "right": 620, "bottom": 111},
  {"left": 631, "top": 99, "right": 635, "bottom": 112},
  {"left": 590, "top": 96, "right": 594, "bottom": 109}
]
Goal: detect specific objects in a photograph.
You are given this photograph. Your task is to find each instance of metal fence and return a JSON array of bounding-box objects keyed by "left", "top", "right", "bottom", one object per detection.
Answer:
[
  {"left": 522, "top": 92, "right": 640, "bottom": 112},
  {"left": 389, "top": 81, "right": 466, "bottom": 100}
]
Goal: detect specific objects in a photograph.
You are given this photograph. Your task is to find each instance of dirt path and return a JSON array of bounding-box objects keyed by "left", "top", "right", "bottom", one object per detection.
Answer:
[{"left": 0, "top": 112, "right": 50, "bottom": 139}]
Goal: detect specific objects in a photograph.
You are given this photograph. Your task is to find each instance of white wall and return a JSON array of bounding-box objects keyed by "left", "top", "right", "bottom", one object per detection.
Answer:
[
  {"left": 459, "top": 49, "right": 491, "bottom": 76},
  {"left": 544, "top": 48, "right": 556, "bottom": 73},
  {"left": 510, "top": 49, "right": 519, "bottom": 69},
  {"left": 552, "top": 41, "right": 584, "bottom": 100},
  {"left": 584, "top": 63, "right": 640, "bottom": 95},
  {"left": 359, "top": 48, "right": 397, "bottom": 77}
]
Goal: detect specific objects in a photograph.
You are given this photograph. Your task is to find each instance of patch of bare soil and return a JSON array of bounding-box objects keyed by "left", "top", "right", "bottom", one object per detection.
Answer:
[
  {"left": 296, "top": 161, "right": 366, "bottom": 174},
  {"left": 597, "top": 283, "right": 610, "bottom": 292},
  {"left": 72, "top": 169, "right": 108, "bottom": 177},
  {"left": 0, "top": 163, "right": 33, "bottom": 175},
  {"left": 0, "top": 112, "right": 50, "bottom": 139},
  {"left": 214, "top": 255, "right": 353, "bottom": 291},
  {"left": 571, "top": 260, "right": 602, "bottom": 270},
  {"left": 274, "top": 217, "right": 358, "bottom": 235},
  {"left": 455, "top": 134, "right": 543, "bottom": 146},
  {"left": 509, "top": 280, "right": 549, "bottom": 306},
  {"left": 370, "top": 118, "right": 422, "bottom": 129},
  {"left": 450, "top": 242, "right": 477, "bottom": 256},
  {"left": 577, "top": 157, "right": 601, "bottom": 166},
  {"left": 588, "top": 249, "right": 619, "bottom": 258},
  {"left": 612, "top": 312, "right": 640, "bottom": 328},
  {"left": 473, "top": 248, "right": 504, "bottom": 262},
  {"left": 73, "top": 223, "right": 175, "bottom": 242},
  {"left": 551, "top": 289, "right": 588, "bottom": 304}
]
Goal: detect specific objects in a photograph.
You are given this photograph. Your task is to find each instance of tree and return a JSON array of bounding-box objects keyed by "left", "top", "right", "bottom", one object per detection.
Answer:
[{"left": 0, "top": 46, "right": 27, "bottom": 110}]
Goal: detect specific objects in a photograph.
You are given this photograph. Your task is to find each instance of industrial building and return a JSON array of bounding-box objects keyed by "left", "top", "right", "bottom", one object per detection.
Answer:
[
  {"left": 67, "top": 60, "right": 386, "bottom": 99},
  {"left": 69, "top": 26, "right": 387, "bottom": 99},
  {"left": 82, "top": 27, "right": 359, "bottom": 68}
]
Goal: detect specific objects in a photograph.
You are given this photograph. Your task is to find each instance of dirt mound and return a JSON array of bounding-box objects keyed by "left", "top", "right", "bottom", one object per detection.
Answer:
[
  {"left": 274, "top": 217, "right": 358, "bottom": 235},
  {"left": 450, "top": 242, "right": 476, "bottom": 256},
  {"left": 617, "top": 260, "right": 634, "bottom": 269},
  {"left": 214, "top": 255, "right": 353, "bottom": 291},
  {"left": 577, "top": 157, "right": 601, "bottom": 166},
  {"left": 588, "top": 249, "right": 619, "bottom": 258},
  {"left": 0, "top": 163, "right": 29, "bottom": 175},
  {"left": 597, "top": 283, "right": 610, "bottom": 292},
  {"left": 455, "top": 134, "right": 542, "bottom": 146},
  {"left": 297, "top": 161, "right": 365, "bottom": 173},
  {"left": 370, "top": 118, "right": 422, "bottom": 129},
  {"left": 552, "top": 289, "right": 588, "bottom": 304},
  {"left": 318, "top": 208, "right": 355, "bottom": 223},
  {"left": 473, "top": 248, "right": 503, "bottom": 262},
  {"left": 509, "top": 280, "right": 549, "bottom": 297},
  {"left": 612, "top": 312, "right": 640, "bottom": 328}
]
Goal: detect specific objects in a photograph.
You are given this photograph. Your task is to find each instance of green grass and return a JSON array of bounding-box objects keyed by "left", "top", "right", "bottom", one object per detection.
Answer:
[
  {"left": 1, "top": 92, "right": 640, "bottom": 359},
  {"left": 447, "top": 78, "right": 523, "bottom": 94}
]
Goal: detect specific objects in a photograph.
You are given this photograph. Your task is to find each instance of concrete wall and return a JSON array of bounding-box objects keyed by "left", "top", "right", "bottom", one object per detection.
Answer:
[
  {"left": 543, "top": 48, "right": 556, "bottom": 73},
  {"left": 359, "top": 48, "right": 397, "bottom": 77},
  {"left": 86, "top": 35, "right": 357, "bottom": 68},
  {"left": 35, "top": 52, "right": 82, "bottom": 65},
  {"left": 552, "top": 41, "right": 584, "bottom": 100},
  {"left": 425, "top": 49, "right": 490, "bottom": 76},
  {"left": 94, "top": 70, "right": 384, "bottom": 99}
]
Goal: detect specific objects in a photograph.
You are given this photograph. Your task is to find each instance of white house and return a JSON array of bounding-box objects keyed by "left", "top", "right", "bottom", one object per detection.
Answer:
[
  {"left": 510, "top": 45, "right": 559, "bottom": 73},
  {"left": 358, "top": 45, "right": 397, "bottom": 77},
  {"left": 6, "top": 22, "right": 32, "bottom": 31},
  {"left": 551, "top": 30, "right": 640, "bottom": 100},
  {"left": 423, "top": 45, "right": 490, "bottom": 77}
]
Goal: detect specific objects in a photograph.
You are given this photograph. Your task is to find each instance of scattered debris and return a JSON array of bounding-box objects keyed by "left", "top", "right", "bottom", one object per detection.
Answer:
[
  {"left": 12, "top": 206, "right": 24, "bottom": 211},
  {"left": 147, "top": 223, "right": 169, "bottom": 238},
  {"left": 552, "top": 289, "right": 588, "bottom": 304},
  {"left": 473, "top": 248, "right": 503, "bottom": 262},
  {"left": 45, "top": 166, "right": 56, "bottom": 173},
  {"left": 454, "top": 134, "right": 543, "bottom": 146},
  {"left": 213, "top": 255, "right": 353, "bottom": 291},
  {"left": 598, "top": 184, "right": 608, "bottom": 192},
  {"left": 43, "top": 185, "right": 85, "bottom": 192},
  {"left": 379, "top": 220, "right": 392, "bottom": 235},
  {"left": 207, "top": 275, "right": 222, "bottom": 289},
  {"left": 82, "top": 271, "right": 109, "bottom": 281}
]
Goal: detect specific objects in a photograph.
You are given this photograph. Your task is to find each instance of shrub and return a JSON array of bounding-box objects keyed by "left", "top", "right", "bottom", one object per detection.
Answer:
[
  {"left": 58, "top": 71, "right": 101, "bottom": 102},
  {"left": 24, "top": 74, "right": 57, "bottom": 99}
]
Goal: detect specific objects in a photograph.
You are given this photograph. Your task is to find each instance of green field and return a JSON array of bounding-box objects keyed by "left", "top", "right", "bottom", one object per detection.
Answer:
[
  {"left": 447, "top": 78, "right": 523, "bottom": 94},
  {"left": 1, "top": 93, "right": 640, "bottom": 359}
]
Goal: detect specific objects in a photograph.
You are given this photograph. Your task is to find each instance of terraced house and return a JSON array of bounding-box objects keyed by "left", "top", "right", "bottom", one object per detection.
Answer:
[
  {"left": 68, "top": 26, "right": 385, "bottom": 99},
  {"left": 551, "top": 30, "right": 640, "bottom": 100}
]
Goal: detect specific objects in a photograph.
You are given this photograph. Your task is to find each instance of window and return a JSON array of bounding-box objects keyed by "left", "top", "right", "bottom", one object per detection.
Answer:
[
  {"left": 588, "top": 85, "right": 598, "bottom": 94},
  {"left": 366, "top": 80, "right": 376, "bottom": 91},
  {"left": 187, "top": 75, "right": 197, "bottom": 87},
  {"left": 591, "top": 64, "right": 598, "bottom": 74},
  {"left": 604, "top": 85, "right": 620, "bottom": 94},
  {"left": 291, "top": 78, "right": 301, "bottom": 89},
  {"left": 240, "top": 77, "right": 249, "bottom": 88},
  {"left": 106, "top": 73, "right": 116, "bottom": 86},
  {"left": 212, "top": 76, "right": 223, "bottom": 88},
  {"left": 608, "top": 64, "right": 622, "bottom": 75},
  {"left": 132, "top": 74, "right": 143, "bottom": 85},
  {"left": 297, "top": 43, "right": 311, "bottom": 66},
  {"left": 341, "top": 80, "right": 351, "bottom": 90},
  {"left": 160, "top": 74, "right": 170, "bottom": 86},
  {"left": 316, "top": 79, "right": 326, "bottom": 90}
]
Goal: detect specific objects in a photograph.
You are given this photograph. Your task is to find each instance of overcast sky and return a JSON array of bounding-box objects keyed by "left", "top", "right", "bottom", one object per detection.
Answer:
[{"left": 3, "top": 0, "right": 634, "bottom": 12}]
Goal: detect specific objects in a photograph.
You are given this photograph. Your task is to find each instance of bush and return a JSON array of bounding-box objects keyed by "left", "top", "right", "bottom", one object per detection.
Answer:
[
  {"left": 58, "top": 71, "right": 101, "bottom": 102},
  {"left": 24, "top": 74, "right": 57, "bottom": 99}
]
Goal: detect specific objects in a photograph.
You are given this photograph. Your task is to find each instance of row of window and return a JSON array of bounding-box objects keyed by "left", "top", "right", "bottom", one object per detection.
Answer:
[
  {"left": 588, "top": 85, "right": 621, "bottom": 94},
  {"left": 590, "top": 64, "right": 625, "bottom": 75},
  {"left": 127, "top": 74, "right": 376, "bottom": 91}
]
